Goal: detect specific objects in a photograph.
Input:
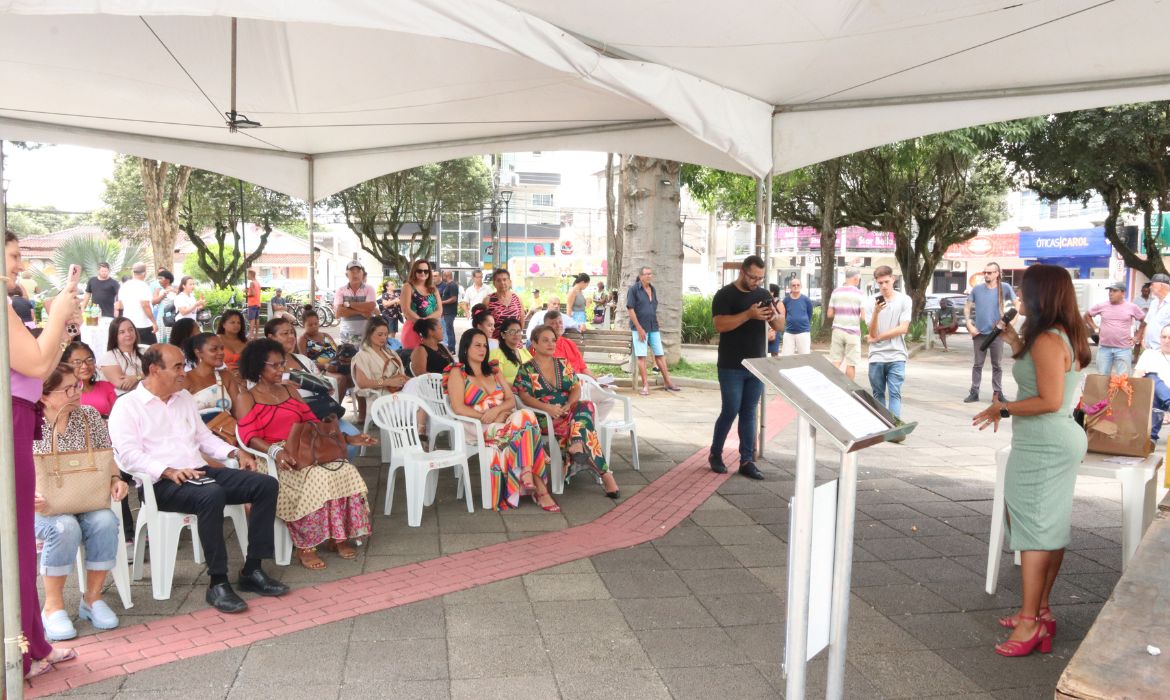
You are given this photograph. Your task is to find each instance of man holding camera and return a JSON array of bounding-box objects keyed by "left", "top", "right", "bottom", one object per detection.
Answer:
[
  {"left": 963, "top": 262, "right": 1017, "bottom": 403},
  {"left": 708, "top": 255, "right": 784, "bottom": 480}
]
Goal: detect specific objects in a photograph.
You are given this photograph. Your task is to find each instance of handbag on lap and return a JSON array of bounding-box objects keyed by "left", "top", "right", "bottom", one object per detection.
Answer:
[
  {"left": 284, "top": 416, "right": 348, "bottom": 467},
  {"left": 34, "top": 410, "right": 115, "bottom": 515}
]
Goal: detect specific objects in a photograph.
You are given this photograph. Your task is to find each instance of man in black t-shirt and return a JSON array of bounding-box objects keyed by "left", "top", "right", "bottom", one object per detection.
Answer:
[
  {"left": 709, "top": 255, "right": 783, "bottom": 480},
  {"left": 82, "top": 262, "right": 120, "bottom": 318}
]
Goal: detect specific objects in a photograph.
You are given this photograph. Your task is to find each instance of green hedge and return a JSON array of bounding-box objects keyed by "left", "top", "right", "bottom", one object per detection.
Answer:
[{"left": 682, "top": 294, "right": 716, "bottom": 344}]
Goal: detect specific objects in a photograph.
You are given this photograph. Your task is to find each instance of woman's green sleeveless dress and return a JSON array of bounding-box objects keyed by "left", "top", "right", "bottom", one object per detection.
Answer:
[{"left": 1005, "top": 329, "right": 1086, "bottom": 551}]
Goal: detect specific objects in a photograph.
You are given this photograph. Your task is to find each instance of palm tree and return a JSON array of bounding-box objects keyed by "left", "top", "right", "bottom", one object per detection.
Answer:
[{"left": 32, "top": 235, "right": 147, "bottom": 295}]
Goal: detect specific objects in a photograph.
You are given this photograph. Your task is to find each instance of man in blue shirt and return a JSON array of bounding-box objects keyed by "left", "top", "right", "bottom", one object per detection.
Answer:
[
  {"left": 963, "top": 262, "right": 1017, "bottom": 403},
  {"left": 780, "top": 278, "right": 813, "bottom": 355},
  {"left": 627, "top": 266, "right": 680, "bottom": 395}
]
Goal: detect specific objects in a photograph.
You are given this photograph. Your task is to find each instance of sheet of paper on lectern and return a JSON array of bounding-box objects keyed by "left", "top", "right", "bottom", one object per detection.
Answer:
[{"left": 779, "top": 366, "right": 889, "bottom": 439}]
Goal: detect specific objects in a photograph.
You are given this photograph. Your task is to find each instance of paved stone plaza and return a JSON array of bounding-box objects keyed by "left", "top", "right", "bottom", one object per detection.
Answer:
[{"left": 30, "top": 334, "right": 1135, "bottom": 699}]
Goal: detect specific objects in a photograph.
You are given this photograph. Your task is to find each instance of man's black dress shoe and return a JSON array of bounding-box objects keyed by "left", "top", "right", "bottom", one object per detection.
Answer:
[
  {"left": 738, "top": 462, "right": 765, "bottom": 481},
  {"left": 708, "top": 453, "right": 728, "bottom": 474},
  {"left": 206, "top": 583, "right": 248, "bottom": 614},
  {"left": 237, "top": 569, "right": 290, "bottom": 597}
]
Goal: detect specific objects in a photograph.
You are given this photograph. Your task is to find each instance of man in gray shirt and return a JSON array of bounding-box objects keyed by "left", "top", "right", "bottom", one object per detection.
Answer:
[
  {"left": 865, "top": 266, "right": 912, "bottom": 434},
  {"left": 963, "top": 262, "right": 1017, "bottom": 403}
]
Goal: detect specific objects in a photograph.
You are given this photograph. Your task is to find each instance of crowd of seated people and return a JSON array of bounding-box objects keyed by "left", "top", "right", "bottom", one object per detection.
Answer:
[{"left": 4, "top": 233, "right": 631, "bottom": 681}]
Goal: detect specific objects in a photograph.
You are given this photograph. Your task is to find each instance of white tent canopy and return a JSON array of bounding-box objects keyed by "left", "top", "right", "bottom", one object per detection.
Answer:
[{"left": 2, "top": 0, "right": 1170, "bottom": 202}]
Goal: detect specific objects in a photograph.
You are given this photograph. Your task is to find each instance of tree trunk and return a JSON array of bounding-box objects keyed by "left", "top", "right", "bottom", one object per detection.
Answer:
[
  {"left": 139, "top": 158, "right": 192, "bottom": 272},
  {"left": 815, "top": 159, "right": 842, "bottom": 341},
  {"left": 605, "top": 153, "right": 622, "bottom": 292},
  {"left": 618, "top": 156, "right": 684, "bottom": 364}
]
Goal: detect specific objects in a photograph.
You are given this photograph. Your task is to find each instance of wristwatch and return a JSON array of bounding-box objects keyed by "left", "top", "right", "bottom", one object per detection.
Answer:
[
  {"left": 999, "top": 405, "right": 1011, "bottom": 418},
  {"left": 227, "top": 449, "right": 239, "bottom": 460}
]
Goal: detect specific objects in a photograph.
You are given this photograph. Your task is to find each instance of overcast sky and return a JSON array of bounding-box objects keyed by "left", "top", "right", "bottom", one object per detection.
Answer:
[{"left": 4, "top": 144, "right": 115, "bottom": 212}]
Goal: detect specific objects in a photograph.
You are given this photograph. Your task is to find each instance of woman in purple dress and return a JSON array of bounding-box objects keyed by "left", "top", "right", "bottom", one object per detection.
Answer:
[{"left": 5, "top": 230, "right": 84, "bottom": 680}]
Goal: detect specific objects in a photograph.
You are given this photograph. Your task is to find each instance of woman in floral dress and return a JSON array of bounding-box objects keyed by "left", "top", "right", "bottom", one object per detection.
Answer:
[
  {"left": 514, "top": 325, "right": 620, "bottom": 499},
  {"left": 445, "top": 329, "right": 554, "bottom": 511},
  {"left": 400, "top": 259, "right": 441, "bottom": 350}
]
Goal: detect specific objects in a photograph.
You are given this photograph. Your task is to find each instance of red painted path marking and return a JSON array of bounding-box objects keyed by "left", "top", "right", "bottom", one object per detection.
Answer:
[{"left": 31, "top": 397, "right": 797, "bottom": 696}]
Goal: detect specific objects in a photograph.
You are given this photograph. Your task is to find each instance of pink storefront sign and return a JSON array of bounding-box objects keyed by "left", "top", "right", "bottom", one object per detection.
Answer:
[
  {"left": 943, "top": 233, "right": 1020, "bottom": 260},
  {"left": 772, "top": 226, "right": 895, "bottom": 250}
]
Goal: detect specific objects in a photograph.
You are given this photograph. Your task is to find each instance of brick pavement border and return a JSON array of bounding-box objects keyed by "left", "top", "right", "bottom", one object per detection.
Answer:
[{"left": 28, "top": 397, "right": 797, "bottom": 697}]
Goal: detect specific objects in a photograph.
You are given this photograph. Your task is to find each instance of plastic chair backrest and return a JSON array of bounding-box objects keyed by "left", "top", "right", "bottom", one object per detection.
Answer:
[
  {"left": 418, "top": 373, "right": 452, "bottom": 417},
  {"left": 370, "top": 394, "right": 426, "bottom": 452}
]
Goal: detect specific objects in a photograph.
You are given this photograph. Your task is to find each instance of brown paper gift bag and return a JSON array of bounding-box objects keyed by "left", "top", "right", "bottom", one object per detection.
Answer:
[{"left": 1081, "top": 374, "right": 1154, "bottom": 457}]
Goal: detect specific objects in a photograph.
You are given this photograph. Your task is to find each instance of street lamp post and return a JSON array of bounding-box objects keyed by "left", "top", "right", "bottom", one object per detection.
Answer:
[{"left": 501, "top": 190, "right": 513, "bottom": 269}]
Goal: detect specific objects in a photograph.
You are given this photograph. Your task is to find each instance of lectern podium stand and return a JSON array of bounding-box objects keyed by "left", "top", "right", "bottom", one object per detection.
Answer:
[{"left": 743, "top": 354, "right": 916, "bottom": 700}]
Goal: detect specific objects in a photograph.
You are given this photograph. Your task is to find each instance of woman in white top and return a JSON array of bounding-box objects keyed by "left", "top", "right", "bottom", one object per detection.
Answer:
[
  {"left": 351, "top": 317, "right": 407, "bottom": 401},
  {"left": 183, "top": 332, "right": 241, "bottom": 416},
  {"left": 172, "top": 276, "right": 204, "bottom": 322},
  {"left": 99, "top": 317, "right": 144, "bottom": 395}
]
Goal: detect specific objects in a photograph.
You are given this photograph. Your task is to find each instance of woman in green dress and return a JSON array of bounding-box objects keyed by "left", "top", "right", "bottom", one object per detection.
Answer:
[
  {"left": 972, "top": 264, "right": 1091, "bottom": 658},
  {"left": 514, "top": 325, "right": 620, "bottom": 499}
]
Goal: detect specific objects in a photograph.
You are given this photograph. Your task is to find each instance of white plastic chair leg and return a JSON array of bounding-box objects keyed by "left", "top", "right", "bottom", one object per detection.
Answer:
[
  {"left": 423, "top": 469, "right": 440, "bottom": 507},
  {"left": 273, "top": 521, "right": 292, "bottom": 566},
  {"left": 985, "top": 447, "right": 1010, "bottom": 595},
  {"left": 630, "top": 425, "right": 640, "bottom": 471},
  {"left": 224, "top": 505, "right": 249, "bottom": 558},
  {"left": 1119, "top": 465, "right": 1156, "bottom": 569},
  {"left": 405, "top": 465, "right": 425, "bottom": 527},
  {"left": 77, "top": 503, "right": 134, "bottom": 609},
  {"left": 460, "top": 462, "right": 474, "bottom": 513},
  {"left": 383, "top": 464, "right": 403, "bottom": 516}
]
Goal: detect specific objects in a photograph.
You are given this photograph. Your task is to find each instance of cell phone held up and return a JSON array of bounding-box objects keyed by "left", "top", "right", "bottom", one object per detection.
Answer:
[{"left": 874, "top": 294, "right": 886, "bottom": 307}]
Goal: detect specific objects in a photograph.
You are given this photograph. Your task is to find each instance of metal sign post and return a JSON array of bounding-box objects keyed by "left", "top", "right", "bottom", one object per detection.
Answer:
[{"left": 743, "top": 354, "right": 915, "bottom": 700}]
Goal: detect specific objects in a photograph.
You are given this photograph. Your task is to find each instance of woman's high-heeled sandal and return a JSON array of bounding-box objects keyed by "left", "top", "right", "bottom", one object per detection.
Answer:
[
  {"left": 999, "top": 607, "right": 1056, "bottom": 637},
  {"left": 995, "top": 616, "right": 1052, "bottom": 657}
]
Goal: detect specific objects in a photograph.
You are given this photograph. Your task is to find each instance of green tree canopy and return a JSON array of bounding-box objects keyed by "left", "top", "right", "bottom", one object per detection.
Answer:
[
  {"left": 998, "top": 102, "right": 1170, "bottom": 276},
  {"left": 329, "top": 158, "right": 493, "bottom": 279}
]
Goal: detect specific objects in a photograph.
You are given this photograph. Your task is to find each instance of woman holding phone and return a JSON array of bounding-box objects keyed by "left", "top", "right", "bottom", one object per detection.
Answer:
[{"left": 6, "top": 231, "right": 83, "bottom": 679}]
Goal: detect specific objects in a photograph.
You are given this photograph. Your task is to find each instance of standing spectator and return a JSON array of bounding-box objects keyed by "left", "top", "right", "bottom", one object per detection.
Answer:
[
  {"left": 245, "top": 269, "right": 262, "bottom": 338},
  {"left": 1137, "top": 282, "right": 1153, "bottom": 313},
  {"left": 866, "top": 266, "right": 912, "bottom": 427},
  {"left": 766, "top": 284, "right": 782, "bottom": 357},
  {"left": 826, "top": 268, "right": 863, "bottom": 379},
  {"left": 485, "top": 268, "right": 525, "bottom": 339},
  {"left": 461, "top": 269, "right": 491, "bottom": 313},
  {"left": 172, "top": 276, "right": 204, "bottom": 322},
  {"left": 566, "top": 273, "right": 591, "bottom": 326},
  {"left": 708, "top": 255, "right": 783, "bottom": 480},
  {"left": 268, "top": 287, "right": 296, "bottom": 324},
  {"left": 438, "top": 270, "right": 460, "bottom": 351},
  {"left": 399, "top": 259, "right": 440, "bottom": 349},
  {"left": 626, "top": 266, "right": 680, "bottom": 395},
  {"left": 1084, "top": 282, "right": 1144, "bottom": 376},
  {"left": 152, "top": 269, "right": 176, "bottom": 342},
  {"left": 116, "top": 262, "right": 157, "bottom": 344},
  {"left": 780, "top": 278, "right": 814, "bottom": 356},
  {"left": 592, "top": 281, "right": 609, "bottom": 326},
  {"left": 971, "top": 264, "right": 1091, "bottom": 658},
  {"left": 963, "top": 262, "right": 1018, "bottom": 403},
  {"left": 1133, "top": 325, "right": 1170, "bottom": 442},
  {"left": 10, "top": 285, "right": 36, "bottom": 329},
  {"left": 379, "top": 279, "right": 403, "bottom": 336},
  {"left": 1139, "top": 273, "right": 1170, "bottom": 352},
  {"left": 333, "top": 260, "right": 377, "bottom": 345},
  {"left": 81, "top": 263, "right": 117, "bottom": 330}
]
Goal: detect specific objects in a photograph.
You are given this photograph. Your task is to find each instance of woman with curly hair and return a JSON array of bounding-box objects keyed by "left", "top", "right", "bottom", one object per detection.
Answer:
[
  {"left": 514, "top": 325, "right": 619, "bottom": 499},
  {"left": 234, "top": 339, "right": 377, "bottom": 570},
  {"left": 445, "top": 329, "right": 553, "bottom": 511}
]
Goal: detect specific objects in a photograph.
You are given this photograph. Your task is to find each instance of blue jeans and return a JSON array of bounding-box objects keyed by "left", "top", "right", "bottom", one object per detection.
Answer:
[
  {"left": 711, "top": 367, "right": 765, "bottom": 465},
  {"left": 868, "top": 360, "right": 906, "bottom": 419},
  {"left": 1146, "top": 373, "right": 1170, "bottom": 440},
  {"left": 340, "top": 419, "right": 361, "bottom": 460},
  {"left": 442, "top": 315, "right": 457, "bottom": 351},
  {"left": 34, "top": 509, "right": 119, "bottom": 577},
  {"left": 1096, "top": 346, "right": 1132, "bottom": 376}
]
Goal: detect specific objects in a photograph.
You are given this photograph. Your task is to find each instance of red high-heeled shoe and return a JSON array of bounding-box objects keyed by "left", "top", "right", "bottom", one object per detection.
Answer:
[
  {"left": 995, "top": 616, "right": 1053, "bottom": 657},
  {"left": 531, "top": 493, "right": 561, "bottom": 512},
  {"left": 998, "top": 607, "right": 1056, "bottom": 637}
]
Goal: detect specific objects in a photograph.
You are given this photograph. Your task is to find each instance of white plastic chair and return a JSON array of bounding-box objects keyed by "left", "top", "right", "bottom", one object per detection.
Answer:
[
  {"left": 580, "top": 375, "right": 640, "bottom": 471},
  {"left": 74, "top": 498, "right": 133, "bottom": 609},
  {"left": 369, "top": 393, "right": 474, "bottom": 526},
  {"left": 235, "top": 427, "right": 294, "bottom": 567},
  {"left": 131, "top": 472, "right": 250, "bottom": 600},
  {"left": 408, "top": 374, "right": 463, "bottom": 452}
]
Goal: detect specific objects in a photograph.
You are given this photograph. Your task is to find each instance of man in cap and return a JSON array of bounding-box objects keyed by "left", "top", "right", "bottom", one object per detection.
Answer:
[
  {"left": 117, "top": 262, "right": 158, "bottom": 344},
  {"left": 1139, "top": 273, "right": 1170, "bottom": 354},
  {"left": 1084, "top": 282, "right": 1144, "bottom": 376},
  {"left": 334, "top": 259, "right": 377, "bottom": 344}
]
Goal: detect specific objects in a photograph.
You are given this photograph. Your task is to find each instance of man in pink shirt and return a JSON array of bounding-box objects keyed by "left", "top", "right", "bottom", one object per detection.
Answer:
[{"left": 1084, "top": 282, "right": 1145, "bottom": 376}]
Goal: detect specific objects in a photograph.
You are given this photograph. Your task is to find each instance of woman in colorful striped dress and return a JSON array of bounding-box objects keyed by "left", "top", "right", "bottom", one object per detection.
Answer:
[{"left": 444, "top": 329, "right": 555, "bottom": 511}]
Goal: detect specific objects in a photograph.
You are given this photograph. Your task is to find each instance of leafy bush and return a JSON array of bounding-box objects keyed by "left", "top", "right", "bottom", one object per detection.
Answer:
[
  {"left": 907, "top": 317, "right": 927, "bottom": 343},
  {"left": 682, "top": 294, "right": 716, "bottom": 344},
  {"left": 199, "top": 286, "right": 274, "bottom": 321}
]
